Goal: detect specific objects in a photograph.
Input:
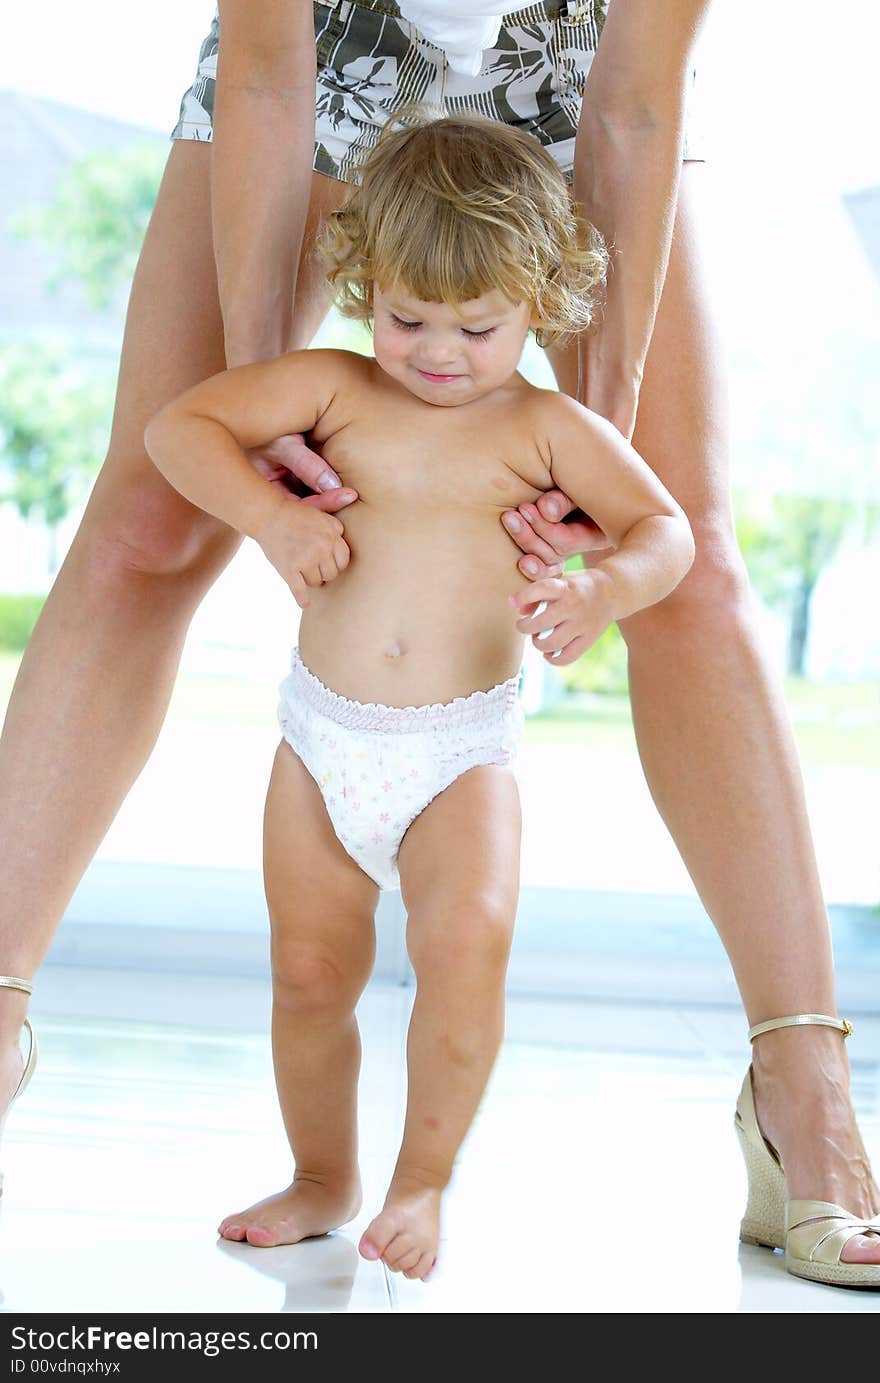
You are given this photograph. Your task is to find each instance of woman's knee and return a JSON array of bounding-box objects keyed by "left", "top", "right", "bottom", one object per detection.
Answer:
[
  {"left": 408, "top": 893, "right": 515, "bottom": 986},
  {"left": 621, "top": 516, "right": 753, "bottom": 644},
  {"left": 78, "top": 450, "right": 241, "bottom": 587},
  {"left": 272, "top": 940, "right": 367, "bottom": 1016}
]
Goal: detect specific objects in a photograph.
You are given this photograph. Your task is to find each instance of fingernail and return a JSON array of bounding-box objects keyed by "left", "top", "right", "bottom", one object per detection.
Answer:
[
  {"left": 360, "top": 1240, "right": 379, "bottom": 1261},
  {"left": 503, "top": 514, "right": 521, "bottom": 532},
  {"left": 523, "top": 559, "right": 538, "bottom": 575},
  {"left": 317, "top": 472, "right": 341, "bottom": 491},
  {"left": 545, "top": 502, "right": 560, "bottom": 519}
]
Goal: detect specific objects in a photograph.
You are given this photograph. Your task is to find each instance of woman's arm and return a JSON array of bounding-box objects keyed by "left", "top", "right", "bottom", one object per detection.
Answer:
[
  {"left": 213, "top": 1, "right": 317, "bottom": 367},
  {"left": 574, "top": 0, "right": 711, "bottom": 437}
]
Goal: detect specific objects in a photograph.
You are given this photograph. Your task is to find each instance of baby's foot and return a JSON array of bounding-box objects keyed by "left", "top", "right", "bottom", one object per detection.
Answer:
[
  {"left": 358, "top": 1171, "right": 442, "bottom": 1281},
  {"left": 218, "top": 1171, "right": 361, "bottom": 1248}
]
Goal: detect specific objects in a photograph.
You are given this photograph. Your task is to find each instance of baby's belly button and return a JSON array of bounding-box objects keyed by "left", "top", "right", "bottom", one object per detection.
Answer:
[{"left": 383, "top": 638, "right": 407, "bottom": 660}]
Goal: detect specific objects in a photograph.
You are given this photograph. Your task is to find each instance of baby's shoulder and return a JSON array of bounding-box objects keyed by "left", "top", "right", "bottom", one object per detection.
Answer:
[
  {"left": 286, "top": 347, "right": 372, "bottom": 382},
  {"left": 528, "top": 386, "right": 621, "bottom": 462}
]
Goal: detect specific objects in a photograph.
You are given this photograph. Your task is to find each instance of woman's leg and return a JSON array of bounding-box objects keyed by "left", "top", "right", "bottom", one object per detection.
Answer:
[
  {"left": 218, "top": 741, "right": 379, "bottom": 1247},
  {"left": 548, "top": 162, "right": 880, "bottom": 1259},
  {"left": 359, "top": 765, "right": 521, "bottom": 1281},
  {"left": 0, "top": 146, "right": 349, "bottom": 1109}
]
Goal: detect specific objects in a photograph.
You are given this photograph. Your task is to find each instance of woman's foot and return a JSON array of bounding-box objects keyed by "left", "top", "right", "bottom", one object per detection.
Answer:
[
  {"left": 218, "top": 1171, "right": 362, "bottom": 1248},
  {"left": 751, "top": 1024, "right": 880, "bottom": 1264},
  {"left": 358, "top": 1170, "right": 442, "bottom": 1281}
]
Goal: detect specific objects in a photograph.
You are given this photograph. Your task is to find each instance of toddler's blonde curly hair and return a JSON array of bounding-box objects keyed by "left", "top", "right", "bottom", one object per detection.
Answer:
[{"left": 316, "top": 107, "right": 607, "bottom": 350}]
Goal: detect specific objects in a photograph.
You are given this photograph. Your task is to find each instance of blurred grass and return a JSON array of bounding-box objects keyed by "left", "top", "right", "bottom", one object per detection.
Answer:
[{"left": 1, "top": 649, "right": 877, "bottom": 767}]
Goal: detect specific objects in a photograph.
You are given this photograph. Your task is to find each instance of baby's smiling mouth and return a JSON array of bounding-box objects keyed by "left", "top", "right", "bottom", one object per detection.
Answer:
[{"left": 416, "top": 369, "right": 464, "bottom": 382}]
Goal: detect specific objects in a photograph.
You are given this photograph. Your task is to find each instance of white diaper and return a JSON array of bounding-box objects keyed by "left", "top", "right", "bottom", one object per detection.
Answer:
[{"left": 277, "top": 649, "right": 524, "bottom": 890}]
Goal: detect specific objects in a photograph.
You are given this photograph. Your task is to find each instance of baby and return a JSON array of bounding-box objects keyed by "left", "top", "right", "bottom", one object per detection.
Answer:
[{"left": 145, "top": 112, "right": 694, "bottom": 1282}]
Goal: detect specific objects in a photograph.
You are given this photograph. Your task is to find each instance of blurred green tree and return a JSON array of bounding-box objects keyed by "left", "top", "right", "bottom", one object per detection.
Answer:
[
  {"left": 16, "top": 142, "right": 166, "bottom": 308},
  {"left": 736, "top": 492, "right": 879, "bottom": 675},
  {"left": 0, "top": 345, "right": 113, "bottom": 571}
]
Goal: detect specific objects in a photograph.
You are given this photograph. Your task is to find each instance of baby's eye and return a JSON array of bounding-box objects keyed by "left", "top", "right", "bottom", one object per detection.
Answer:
[
  {"left": 391, "top": 314, "right": 420, "bottom": 330},
  {"left": 462, "top": 327, "right": 496, "bottom": 341}
]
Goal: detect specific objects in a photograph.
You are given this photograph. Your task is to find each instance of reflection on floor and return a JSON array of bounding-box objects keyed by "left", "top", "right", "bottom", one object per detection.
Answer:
[{"left": 2, "top": 969, "right": 878, "bottom": 1314}]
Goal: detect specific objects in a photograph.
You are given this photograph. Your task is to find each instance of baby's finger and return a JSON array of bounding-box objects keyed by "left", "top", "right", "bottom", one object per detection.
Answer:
[
  {"left": 543, "top": 632, "right": 590, "bottom": 667},
  {"left": 508, "top": 578, "right": 563, "bottom": 615},
  {"left": 530, "top": 617, "right": 572, "bottom": 654},
  {"left": 515, "top": 598, "right": 565, "bottom": 637},
  {"left": 289, "top": 572, "right": 309, "bottom": 609},
  {"left": 334, "top": 538, "right": 351, "bottom": 571}
]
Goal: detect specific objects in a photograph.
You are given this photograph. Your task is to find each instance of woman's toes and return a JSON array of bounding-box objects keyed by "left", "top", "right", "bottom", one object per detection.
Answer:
[{"left": 841, "top": 1233, "right": 880, "bottom": 1264}]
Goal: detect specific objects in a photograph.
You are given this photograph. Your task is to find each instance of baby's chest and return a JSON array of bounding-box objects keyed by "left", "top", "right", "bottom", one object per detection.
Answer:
[{"left": 320, "top": 425, "right": 547, "bottom": 510}]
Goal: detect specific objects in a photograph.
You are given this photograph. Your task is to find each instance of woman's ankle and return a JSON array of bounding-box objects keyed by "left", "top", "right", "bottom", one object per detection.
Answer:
[{"left": 0, "top": 987, "right": 30, "bottom": 1044}]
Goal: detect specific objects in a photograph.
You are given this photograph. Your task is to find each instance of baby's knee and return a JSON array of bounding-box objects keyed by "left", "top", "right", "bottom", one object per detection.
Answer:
[
  {"left": 272, "top": 942, "right": 364, "bottom": 1016},
  {"left": 409, "top": 893, "right": 515, "bottom": 984}
]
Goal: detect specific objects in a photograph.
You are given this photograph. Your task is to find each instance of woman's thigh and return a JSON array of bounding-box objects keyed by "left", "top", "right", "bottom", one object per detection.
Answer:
[
  {"left": 548, "top": 163, "right": 734, "bottom": 539},
  {"left": 80, "top": 143, "right": 348, "bottom": 573}
]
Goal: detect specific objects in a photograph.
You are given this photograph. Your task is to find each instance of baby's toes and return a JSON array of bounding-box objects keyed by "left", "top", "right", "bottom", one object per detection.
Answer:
[
  {"left": 381, "top": 1232, "right": 416, "bottom": 1271},
  {"left": 244, "top": 1223, "right": 281, "bottom": 1248},
  {"left": 218, "top": 1218, "right": 247, "bottom": 1242},
  {"left": 388, "top": 1243, "right": 422, "bottom": 1274},
  {"left": 358, "top": 1213, "right": 399, "bottom": 1263},
  {"left": 403, "top": 1251, "right": 435, "bottom": 1281}
]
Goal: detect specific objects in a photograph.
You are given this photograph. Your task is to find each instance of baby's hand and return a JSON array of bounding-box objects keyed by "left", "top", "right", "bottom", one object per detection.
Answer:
[
  {"left": 509, "top": 569, "right": 615, "bottom": 666},
  {"left": 255, "top": 495, "right": 350, "bottom": 608}
]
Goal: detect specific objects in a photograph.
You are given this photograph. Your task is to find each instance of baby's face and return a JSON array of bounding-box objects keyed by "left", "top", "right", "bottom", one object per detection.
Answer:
[{"left": 372, "top": 284, "right": 536, "bottom": 407}]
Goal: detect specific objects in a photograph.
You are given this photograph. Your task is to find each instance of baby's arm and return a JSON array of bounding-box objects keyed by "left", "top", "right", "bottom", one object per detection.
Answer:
[
  {"left": 145, "top": 349, "right": 353, "bottom": 607},
  {"left": 510, "top": 394, "right": 695, "bottom": 663}
]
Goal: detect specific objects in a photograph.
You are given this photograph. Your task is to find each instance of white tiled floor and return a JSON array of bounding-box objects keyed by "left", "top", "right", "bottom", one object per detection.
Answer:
[{"left": 1, "top": 970, "right": 878, "bottom": 1314}]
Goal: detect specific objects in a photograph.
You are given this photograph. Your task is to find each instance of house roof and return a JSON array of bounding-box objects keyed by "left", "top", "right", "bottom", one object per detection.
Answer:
[{"left": 0, "top": 88, "right": 166, "bottom": 351}]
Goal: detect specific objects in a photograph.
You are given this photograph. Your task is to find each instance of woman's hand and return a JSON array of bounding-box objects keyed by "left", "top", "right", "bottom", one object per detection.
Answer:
[
  {"left": 247, "top": 433, "right": 358, "bottom": 513},
  {"left": 501, "top": 490, "right": 614, "bottom": 580},
  {"left": 509, "top": 568, "right": 615, "bottom": 666},
  {"left": 254, "top": 493, "right": 351, "bottom": 609}
]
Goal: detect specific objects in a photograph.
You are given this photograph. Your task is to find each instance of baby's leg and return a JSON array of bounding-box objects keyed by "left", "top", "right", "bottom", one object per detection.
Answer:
[
  {"left": 219, "top": 741, "right": 380, "bottom": 1247},
  {"left": 359, "top": 765, "right": 521, "bottom": 1280}
]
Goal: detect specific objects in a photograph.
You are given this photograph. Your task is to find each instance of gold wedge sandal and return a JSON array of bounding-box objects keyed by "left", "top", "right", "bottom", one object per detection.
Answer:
[
  {"left": 0, "top": 975, "right": 38, "bottom": 1199},
  {"left": 735, "top": 1012, "right": 880, "bottom": 1288}
]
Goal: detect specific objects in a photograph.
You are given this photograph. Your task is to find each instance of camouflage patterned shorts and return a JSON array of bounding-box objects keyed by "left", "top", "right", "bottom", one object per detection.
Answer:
[{"left": 171, "top": 0, "right": 705, "bottom": 183}]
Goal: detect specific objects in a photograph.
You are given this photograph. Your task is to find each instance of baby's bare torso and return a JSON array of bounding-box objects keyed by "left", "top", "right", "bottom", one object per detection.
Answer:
[{"left": 299, "top": 354, "right": 553, "bottom": 705}]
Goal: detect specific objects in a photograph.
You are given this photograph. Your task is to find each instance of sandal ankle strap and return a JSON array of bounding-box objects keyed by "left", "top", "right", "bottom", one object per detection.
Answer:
[
  {"left": 748, "top": 1013, "right": 852, "bottom": 1042},
  {"left": 0, "top": 975, "right": 33, "bottom": 996}
]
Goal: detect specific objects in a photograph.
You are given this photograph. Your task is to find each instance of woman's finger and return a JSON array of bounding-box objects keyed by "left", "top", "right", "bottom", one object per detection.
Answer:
[
  {"left": 500, "top": 509, "right": 565, "bottom": 565},
  {"left": 517, "top": 555, "right": 565, "bottom": 581},
  {"left": 298, "top": 487, "right": 359, "bottom": 512},
  {"left": 534, "top": 489, "right": 577, "bottom": 523},
  {"left": 265, "top": 434, "right": 344, "bottom": 495}
]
